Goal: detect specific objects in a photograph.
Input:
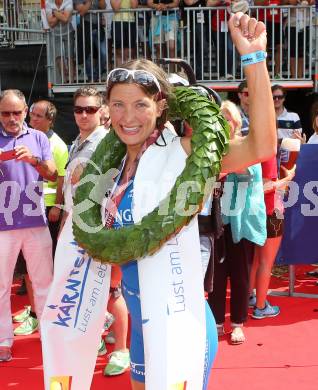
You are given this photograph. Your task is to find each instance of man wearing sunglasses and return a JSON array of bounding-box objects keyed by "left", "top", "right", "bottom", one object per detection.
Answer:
[
  {"left": 10, "top": 101, "right": 69, "bottom": 338},
  {"left": 0, "top": 89, "right": 57, "bottom": 362},
  {"left": 272, "top": 84, "right": 302, "bottom": 140},
  {"left": 60, "top": 86, "right": 107, "bottom": 230}
]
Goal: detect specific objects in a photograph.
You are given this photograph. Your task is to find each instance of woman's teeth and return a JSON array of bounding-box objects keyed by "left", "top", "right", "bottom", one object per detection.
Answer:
[{"left": 123, "top": 127, "right": 138, "bottom": 133}]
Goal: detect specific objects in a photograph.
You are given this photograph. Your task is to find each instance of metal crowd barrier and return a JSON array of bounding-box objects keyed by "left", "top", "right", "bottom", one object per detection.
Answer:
[
  {"left": 0, "top": 0, "right": 44, "bottom": 45},
  {"left": 0, "top": 2, "right": 316, "bottom": 93}
]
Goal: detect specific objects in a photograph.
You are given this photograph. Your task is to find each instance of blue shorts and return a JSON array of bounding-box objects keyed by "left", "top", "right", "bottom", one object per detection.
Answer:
[{"left": 122, "top": 280, "right": 218, "bottom": 387}]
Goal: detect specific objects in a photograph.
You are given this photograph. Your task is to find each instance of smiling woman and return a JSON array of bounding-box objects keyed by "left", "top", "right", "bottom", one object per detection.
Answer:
[
  {"left": 71, "top": 11, "right": 276, "bottom": 390},
  {"left": 72, "top": 60, "right": 225, "bottom": 390}
]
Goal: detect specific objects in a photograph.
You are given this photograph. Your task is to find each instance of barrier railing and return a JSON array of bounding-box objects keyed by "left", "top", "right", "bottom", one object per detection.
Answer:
[
  {"left": 0, "top": 0, "right": 44, "bottom": 45},
  {"left": 0, "top": 3, "right": 316, "bottom": 93}
]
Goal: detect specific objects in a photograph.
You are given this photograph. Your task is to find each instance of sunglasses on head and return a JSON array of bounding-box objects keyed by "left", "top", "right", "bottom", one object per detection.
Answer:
[
  {"left": 0, "top": 110, "right": 24, "bottom": 117},
  {"left": 273, "top": 95, "right": 284, "bottom": 100},
  {"left": 73, "top": 106, "right": 101, "bottom": 115},
  {"left": 106, "top": 68, "right": 161, "bottom": 93}
]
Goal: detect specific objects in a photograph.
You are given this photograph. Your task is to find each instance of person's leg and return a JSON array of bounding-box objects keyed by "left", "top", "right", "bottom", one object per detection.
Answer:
[
  {"left": 226, "top": 33, "right": 234, "bottom": 77},
  {"left": 289, "top": 27, "right": 297, "bottom": 78},
  {"left": 104, "top": 266, "right": 130, "bottom": 376},
  {"left": 249, "top": 244, "right": 260, "bottom": 304},
  {"left": 83, "top": 23, "right": 94, "bottom": 81},
  {"left": 297, "top": 57, "right": 304, "bottom": 78},
  {"left": 55, "top": 57, "right": 64, "bottom": 82},
  {"left": 168, "top": 39, "right": 176, "bottom": 72},
  {"left": 107, "top": 293, "right": 128, "bottom": 352},
  {"left": 274, "top": 44, "right": 282, "bottom": 76},
  {"left": 22, "top": 226, "right": 53, "bottom": 322},
  {"left": 46, "top": 207, "right": 60, "bottom": 257},
  {"left": 99, "top": 37, "right": 107, "bottom": 75},
  {"left": 229, "top": 238, "right": 254, "bottom": 324},
  {"left": 13, "top": 271, "right": 38, "bottom": 336},
  {"left": 0, "top": 230, "right": 21, "bottom": 348},
  {"left": 207, "top": 226, "right": 230, "bottom": 328},
  {"left": 212, "top": 31, "right": 225, "bottom": 78},
  {"left": 254, "top": 236, "right": 282, "bottom": 309},
  {"left": 114, "top": 22, "right": 124, "bottom": 66},
  {"left": 66, "top": 32, "right": 75, "bottom": 83},
  {"left": 229, "top": 237, "right": 254, "bottom": 344}
]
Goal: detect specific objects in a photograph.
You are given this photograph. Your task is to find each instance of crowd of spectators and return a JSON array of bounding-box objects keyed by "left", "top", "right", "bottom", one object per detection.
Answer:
[{"left": 39, "top": 0, "right": 315, "bottom": 82}]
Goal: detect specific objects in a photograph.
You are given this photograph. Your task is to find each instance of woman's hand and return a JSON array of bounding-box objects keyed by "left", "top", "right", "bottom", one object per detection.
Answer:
[{"left": 228, "top": 12, "right": 267, "bottom": 56}]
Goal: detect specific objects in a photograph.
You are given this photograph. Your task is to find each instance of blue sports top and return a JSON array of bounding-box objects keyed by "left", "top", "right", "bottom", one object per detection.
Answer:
[{"left": 112, "top": 180, "right": 140, "bottom": 292}]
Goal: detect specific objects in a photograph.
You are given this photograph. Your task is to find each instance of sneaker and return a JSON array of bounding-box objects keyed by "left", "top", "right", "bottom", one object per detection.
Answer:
[
  {"left": 103, "top": 350, "right": 130, "bottom": 376},
  {"left": 103, "top": 312, "right": 115, "bottom": 331},
  {"left": 105, "top": 330, "right": 116, "bottom": 344},
  {"left": 98, "top": 338, "right": 107, "bottom": 356},
  {"left": 252, "top": 302, "right": 280, "bottom": 319},
  {"left": 248, "top": 294, "right": 256, "bottom": 308},
  {"left": 0, "top": 347, "right": 12, "bottom": 362},
  {"left": 14, "top": 316, "right": 38, "bottom": 335},
  {"left": 12, "top": 306, "right": 31, "bottom": 323}
]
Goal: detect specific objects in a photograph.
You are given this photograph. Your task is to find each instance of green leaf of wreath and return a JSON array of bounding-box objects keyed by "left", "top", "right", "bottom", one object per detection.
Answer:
[{"left": 72, "top": 87, "right": 229, "bottom": 264}]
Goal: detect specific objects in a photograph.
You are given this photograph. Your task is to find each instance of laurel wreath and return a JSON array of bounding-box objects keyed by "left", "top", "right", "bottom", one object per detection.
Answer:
[{"left": 72, "top": 87, "right": 229, "bottom": 264}]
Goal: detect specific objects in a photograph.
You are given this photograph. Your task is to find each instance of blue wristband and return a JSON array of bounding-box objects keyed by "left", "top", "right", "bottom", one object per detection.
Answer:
[{"left": 241, "top": 51, "right": 267, "bottom": 67}]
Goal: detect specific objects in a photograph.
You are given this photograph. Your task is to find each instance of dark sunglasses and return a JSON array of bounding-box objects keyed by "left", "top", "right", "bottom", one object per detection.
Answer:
[
  {"left": 73, "top": 106, "right": 101, "bottom": 115},
  {"left": 0, "top": 110, "right": 24, "bottom": 117},
  {"left": 273, "top": 95, "right": 284, "bottom": 100},
  {"left": 106, "top": 68, "right": 161, "bottom": 93}
]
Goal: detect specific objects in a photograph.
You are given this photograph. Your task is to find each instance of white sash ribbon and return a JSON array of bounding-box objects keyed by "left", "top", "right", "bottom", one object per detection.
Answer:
[
  {"left": 41, "top": 212, "right": 111, "bottom": 390},
  {"left": 134, "top": 129, "right": 206, "bottom": 389}
]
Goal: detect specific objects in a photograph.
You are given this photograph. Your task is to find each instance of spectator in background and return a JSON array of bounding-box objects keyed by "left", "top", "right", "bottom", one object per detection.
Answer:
[
  {"left": 208, "top": 100, "right": 266, "bottom": 344},
  {"left": 137, "top": 0, "right": 152, "bottom": 59},
  {"left": 255, "top": 0, "right": 285, "bottom": 78},
  {"left": 74, "top": 0, "right": 107, "bottom": 81},
  {"left": 237, "top": 80, "right": 249, "bottom": 136},
  {"left": 307, "top": 110, "right": 318, "bottom": 144},
  {"left": 147, "top": 0, "right": 180, "bottom": 64},
  {"left": 29, "top": 100, "right": 68, "bottom": 254},
  {"left": 184, "top": 0, "right": 209, "bottom": 81},
  {"left": 286, "top": 0, "right": 314, "bottom": 79},
  {"left": 46, "top": 0, "right": 75, "bottom": 83},
  {"left": 104, "top": 0, "right": 114, "bottom": 70},
  {"left": 0, "top": 89, "right": 57, "bottom": 362},
  {"left": 13, "top": 100, "right": 69, "bottom": 337},
  {"left": 249, "top": 154, "right": 295, "bottom": 319},
  {"left": 272, "top": 84, "right": 302, "bottom": 140},
  {"left": 207, "top": 0, "right": 234, "bottom": 80},
  {"left": 111, "top": 0, "right": 138, "bottom": 65}
]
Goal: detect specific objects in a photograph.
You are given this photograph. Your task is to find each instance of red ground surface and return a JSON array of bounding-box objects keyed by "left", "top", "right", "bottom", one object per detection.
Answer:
[{"left": 1, "top": 265, "right": 318, "bottom": 390}]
